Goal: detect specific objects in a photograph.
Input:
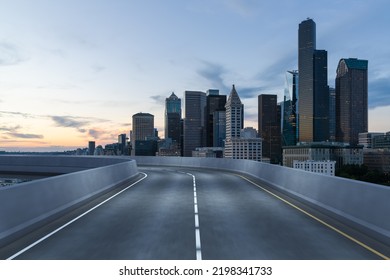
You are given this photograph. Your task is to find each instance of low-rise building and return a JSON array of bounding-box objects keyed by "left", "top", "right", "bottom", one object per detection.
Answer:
[
  {"left": 283, "top": 142, "right": 363, "bottom": 169},
  {"left": 363, "top": 149, "right": 390, "bottom": 173},
  {"left": 293, "top": 160, "right": 336, "bottom": 176}
]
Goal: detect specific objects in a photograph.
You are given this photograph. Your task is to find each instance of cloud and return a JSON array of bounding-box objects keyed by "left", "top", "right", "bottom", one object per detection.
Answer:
[
  {"left": 6, "top": 132, "right": 44, "bottom": 139},
  {"left": 369, "top": 77, "right": 390, "bottom": 108},
  {"left": 0, "top": 125, "right": 44, "bottom": 139},
  {"left": 91, "top": 64, "right": 106, "bottom": 73},
  {"left": 0, "top": 110, "right": 37, "bottom": 118},
  {"left": 237, "top": 86, "right": 266, "bottom": 99},
  {"left": 150, "top": 95, "right": 166, "bottom": 104},
  {"left": 51, "top": 115, "right": 90, "bottom": 133},
  {"left": 51, "top": 116, "right": 88, "bottom": 128},
  {"left": 197, "top": 61, "right": 229, "bottom": 92},
  {"left": 88, "top": 129, "right": 105, "bottom": 139},
  {"left": 0, "top": 125, "right": 22, "bottom": 132},
  {"left": 0, "top": 41, "right": 27, "bottom": 66},
  {"left": 224, "top": 0, "right": 260, "bottom": 17},
  {"left": 50, "top": 115, "right": 112, "bottom": 136}
]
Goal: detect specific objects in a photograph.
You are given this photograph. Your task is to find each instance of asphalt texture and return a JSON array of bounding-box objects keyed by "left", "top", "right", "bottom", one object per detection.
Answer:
[{"left": 3, "top": 167, "right": 387, "bottom": 260}]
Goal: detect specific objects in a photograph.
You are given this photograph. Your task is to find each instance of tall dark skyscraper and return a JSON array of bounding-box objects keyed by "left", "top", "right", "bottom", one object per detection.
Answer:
[
  {"left": 183, "top": 91, "right": 206, "bottom": 157},
  {"left": 329, "top": 87, "right": 336, "bottom": 142},
  {"left": 298, "top": 18, "right": 329, "bottom": 143},
  {"left": 298, "top": 18, "right": 316, "bottom": 142},
  {"left": 313, "top": 49, "right": 329, "bottom": 141},
  {"left": 336, "top": 58, "right": 368, "bottom": 146},
  {"left": 258, "top": 94, "right": 281, "bottom": 163},
  {"left": 165, "top": 92, "right": 182, "bottom": 147},
  {"left": 205, "top": 89, "right": 226, "bottom": 147}
]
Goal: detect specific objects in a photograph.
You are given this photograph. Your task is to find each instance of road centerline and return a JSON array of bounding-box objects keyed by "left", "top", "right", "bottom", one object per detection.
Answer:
[{"left": 186, "top": 172, "right": 202, "bottom": 260}]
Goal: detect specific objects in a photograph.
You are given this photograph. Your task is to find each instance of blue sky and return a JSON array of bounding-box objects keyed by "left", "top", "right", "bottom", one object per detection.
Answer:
[{"left": 0, "top": 0, "right": 389, "bottom": 151}]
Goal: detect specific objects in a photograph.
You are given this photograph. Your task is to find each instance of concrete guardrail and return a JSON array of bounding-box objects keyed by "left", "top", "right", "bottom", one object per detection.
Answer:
[{"left": 0, "top": 156, "right": 139, "bottom": 246}]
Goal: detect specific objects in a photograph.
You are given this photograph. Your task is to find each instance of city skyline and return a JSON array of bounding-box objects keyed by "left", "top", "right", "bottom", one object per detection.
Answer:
[{"left": 1, "top": 0, "right": 390, "bottom": 151}]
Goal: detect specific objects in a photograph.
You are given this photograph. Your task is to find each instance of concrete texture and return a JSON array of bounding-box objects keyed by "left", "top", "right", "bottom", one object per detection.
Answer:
[
  {"left": 0, "top": 156, "right": 138, "bottom": 246},
  {"left": 10, "top": 167, "right": 382, "bottom": 260},
  {"left": 131, "top": 156, "right": 390, "bottom": 245}
]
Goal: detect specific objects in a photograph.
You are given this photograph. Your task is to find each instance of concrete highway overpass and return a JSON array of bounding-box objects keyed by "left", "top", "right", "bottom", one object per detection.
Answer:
[{"left": 0, "top": 155, "right": 389, "bottom": 260}]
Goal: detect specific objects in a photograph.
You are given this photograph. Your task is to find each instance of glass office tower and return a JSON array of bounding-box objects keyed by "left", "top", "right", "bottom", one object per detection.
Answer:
[{"left": 336, "top": 58, "right": 368, "bottom": 146}]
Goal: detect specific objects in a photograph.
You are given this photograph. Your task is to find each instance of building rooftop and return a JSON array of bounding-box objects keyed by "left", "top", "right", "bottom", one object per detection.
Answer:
[
  {"left": 342, "top": 58, "right": 368, "bottom": 70},
  {"left": 226, "top": 84, "right": 242, "bottom": 107}
]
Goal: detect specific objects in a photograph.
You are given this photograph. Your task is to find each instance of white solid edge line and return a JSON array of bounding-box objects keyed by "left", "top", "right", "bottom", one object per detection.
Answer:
[{"left": 7, "top": 172, "right": 148, "bottom": 260}]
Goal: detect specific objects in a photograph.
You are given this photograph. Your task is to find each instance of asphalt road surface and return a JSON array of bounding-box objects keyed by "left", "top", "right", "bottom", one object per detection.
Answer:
[{"left": 3, "top": 167, "right": 388, "bottom": 260}]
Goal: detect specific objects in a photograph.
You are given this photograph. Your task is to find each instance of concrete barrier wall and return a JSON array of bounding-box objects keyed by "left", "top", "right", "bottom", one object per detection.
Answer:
[
  {"left": 131, "top": 156, "right": 390, "bottom": 244},
  {"left": 0, "top": 156, "right": 138, "bottom": 246},
  {"left": 0, "top": 155, "right": 133, "bottom": 174}
]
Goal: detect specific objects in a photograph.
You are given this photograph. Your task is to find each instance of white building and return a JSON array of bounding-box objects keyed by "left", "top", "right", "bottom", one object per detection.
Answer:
[
  {"left": 227, "top": 138, "right": 262, "bottom": 162},
  {"left": 293, "top": 160, "right": 336, "bottom": 176}
]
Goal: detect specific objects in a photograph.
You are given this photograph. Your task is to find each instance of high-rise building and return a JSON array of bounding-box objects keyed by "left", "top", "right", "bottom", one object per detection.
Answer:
[
  {"left": 213, "top": 110, "right": 226, "bottom": 147},
  {"left": 298, "top": 18, "right": 329, "bottom": 142},
  {"left": 165, "top": 92, "right": 182, "bottom": 147},
  {"left": 336, "top": 58, "right": 368, "bottom": 146},
  {"left": 183, "top": 91, "right": 206, "bottom": 157},
  {"left": 329, "top": 87, "right": 336, "bottom": 142},
  {"left": 258, "top": 94, "right": 281, "bottom": 163},
  {"left": 205, "top": 89, "right": 226, "bottom": 147},
  {"left": 313, "top": 49, "right": 329, "bottom": 141},
  {"left": 224, "top": 85, "right": 244, "bottom": 159},
  {"left": 298, "top": 18, "right": 316, "bottom": 142},
  {"left": 281, "top": 70, "right": 299, "bottom": 146},
  {"left": 131, "top": 113, "right": 155, "bottom": 154},
  {"left": 225, "top": 85, "right": 243, "bottom": 141}
]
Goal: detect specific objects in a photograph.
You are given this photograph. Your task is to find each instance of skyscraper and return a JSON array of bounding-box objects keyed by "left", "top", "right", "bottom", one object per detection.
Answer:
[
  {"left": 165, "top": 92, "right": 182, "bottom": 147},
  {"left": 131, "top": 113, "right": 155, "bottom": 153},
  {"left": 298, "top": 18, "right": 329, "bottom": 142},
  {"left": 298, "top": 18, "right": 316, "bottom": 142},
  {"left": 336, "top": 58, "right": 368, "bottom": 146},
  {"left": 205, "top": 89, "right": 226, "bottom": 147},
  {"left": 313, "top": 49, "right": 329, "bottom": 141},
  {"left": 329, "top": 87, "right": 336, "bottom": 142},
  {"left": 224, "top": 85, "right": 244, "bottom": 159},
  {"left": 281, "top": 70, "right": 299, "bottom": 146},
  {"left": 213, "top": 111, "right": 226, "bottom": 147},
  {"left": 258, "top": 94, "right": 281, "bottom": 163},
  {"left": 183, "top": 91, "right": 206, "bottom": 157}
]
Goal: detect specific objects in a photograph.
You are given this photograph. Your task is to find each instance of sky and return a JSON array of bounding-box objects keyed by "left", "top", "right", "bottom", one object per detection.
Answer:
[{"left": 0, "top": 0, "right": 389, "bottom": 152}]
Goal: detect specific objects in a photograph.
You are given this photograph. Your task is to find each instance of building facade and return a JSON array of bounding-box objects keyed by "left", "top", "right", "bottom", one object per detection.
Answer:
[
  {"left": 298, "top": 18, "right": 329, "bottom": 142},
  {"left": 281, "top": 70, "right": 299, "bottom": 146},
  {"left": 298, "top": 18, "right": 316, "bottom": 142},
  {"left": 336, "top": 58, "right": 368, "bottom": 146},
  {"left": 359, "top": 132, "right": 384, "bottom": 149},
  {"left": 373, "top": 132, "right": 390, "bottom": 149},
  {"left": 329, "top": 87, "right": 336, "bottom": 142},
  {"left": 183, "top": 91, "right": 206, "bottom": 157},
  {"left": 205, "top": 89, "right": 226, "bottom": 147},
  {"left": 165, "top": 92, "right": 182, "bottom": 148},
  {"left": 283, "top": 142, "right": 363, "bottom": 168},
  {"left": 224, "top": 85, "right": 244, "bottom": 159},
  {"left": 258, "top": 94, "right": 281, "bottom": 164},
  {"left": 363, "top": 149, "right": 390, "bottom": 173},
  {"left": 213, "top": 110, "right": 226, "bottom": 147},
  {"left": 131, "top": 113, "right": 155, "bottom": 154},
  {"left": 313, "top": 49, "right": 329, "bottom": 142},
  {"left": 293, "top": 160, "right": 336, "bottom": 176}
]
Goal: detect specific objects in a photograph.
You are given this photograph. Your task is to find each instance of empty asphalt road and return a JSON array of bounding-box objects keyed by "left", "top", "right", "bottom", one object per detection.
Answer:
[{"left": 3, "top": 167, "right": 388, "bottom": 260}]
